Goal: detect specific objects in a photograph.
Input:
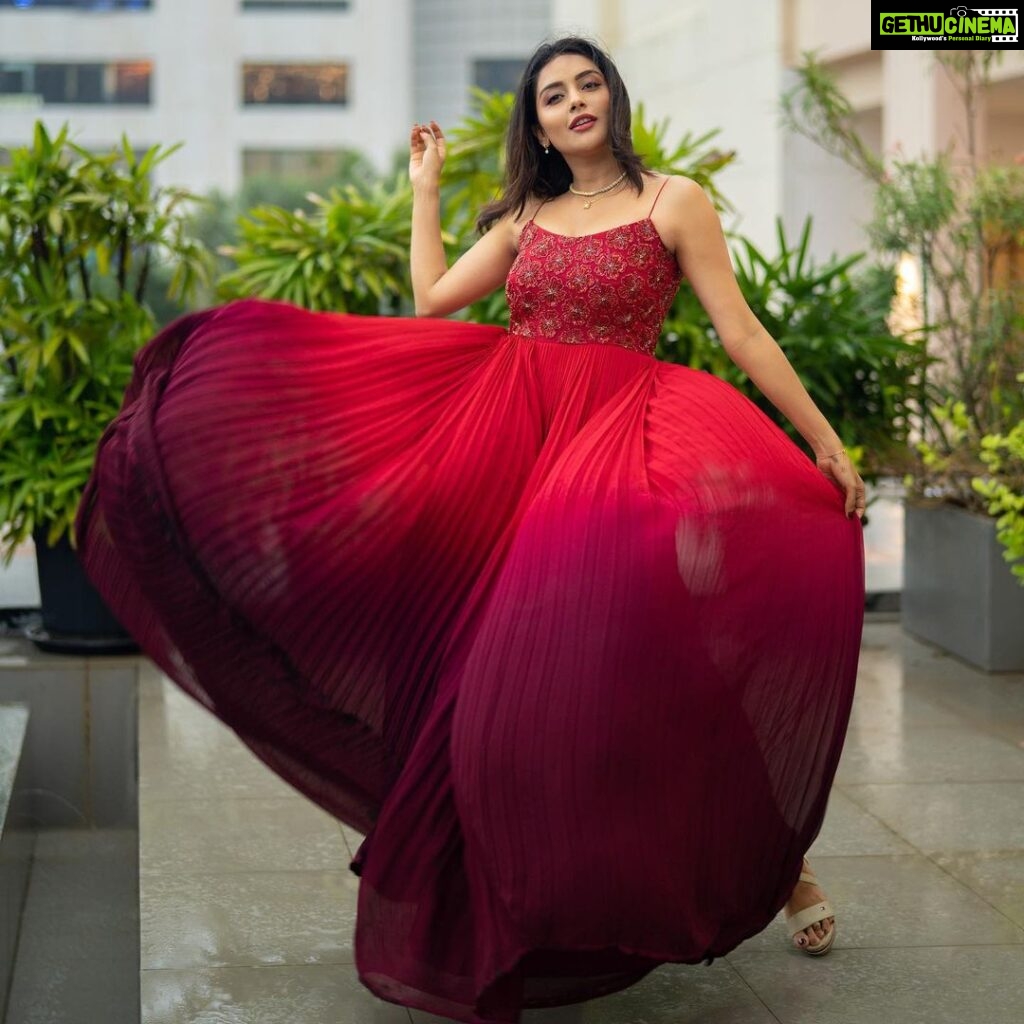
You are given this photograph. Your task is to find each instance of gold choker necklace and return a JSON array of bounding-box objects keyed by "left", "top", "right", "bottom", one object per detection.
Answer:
[{"left": 568, "top": 171, "right": 627, "bottom": 209}]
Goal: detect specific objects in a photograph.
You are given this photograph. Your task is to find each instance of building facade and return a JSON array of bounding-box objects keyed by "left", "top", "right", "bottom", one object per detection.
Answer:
[
  {"left": 3, "top": 0, "right": 1019, "bottom": 246},
  {"left": 0, "top": 0, "right": 556, "bottom": 194},
  {"left": 412, "top": 0, "right": 550, "bottom": 131},
  {"left": 0, "top": 0, "right": 414, "bottom": 193}
]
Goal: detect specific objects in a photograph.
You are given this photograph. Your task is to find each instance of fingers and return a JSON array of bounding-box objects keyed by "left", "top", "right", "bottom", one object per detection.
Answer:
[
  {"left": 409, "top": 124, "right": 429, "bottom": 151},
  {"left": 846, "top": 479, "right": 866, "bottom": 519},
  {"left": 412, "top": 121, "right": 444, "bottom": 146},
  {"left": 816, "top": 452, "right": 866, "bottom": 520}
]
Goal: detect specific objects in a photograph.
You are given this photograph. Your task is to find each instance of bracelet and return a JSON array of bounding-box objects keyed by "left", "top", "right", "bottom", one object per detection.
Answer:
[{"left": 816, "top": 447, "right": 846, "bottom": 461}]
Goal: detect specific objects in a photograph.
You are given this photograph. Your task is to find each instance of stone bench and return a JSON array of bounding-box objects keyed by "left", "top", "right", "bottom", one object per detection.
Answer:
[
  {"left": 0, "top": 637, "right": 140, "bottom": 1021},
  {"left": 0, "top": 702, "right": 31, "bottom": 1013}
]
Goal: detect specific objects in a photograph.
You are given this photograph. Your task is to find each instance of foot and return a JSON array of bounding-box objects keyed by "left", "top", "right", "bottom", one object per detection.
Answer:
[{"left": 784, "top": 857, "right": 834, "bottom": 951}]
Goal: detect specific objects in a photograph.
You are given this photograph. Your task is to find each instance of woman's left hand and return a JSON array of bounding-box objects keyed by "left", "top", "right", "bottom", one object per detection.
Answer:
[{"left": 815, "top": 449, "right": 867, "bottom": 520}]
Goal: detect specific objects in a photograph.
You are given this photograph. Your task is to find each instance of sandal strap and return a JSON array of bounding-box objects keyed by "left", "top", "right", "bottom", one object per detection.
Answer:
[
  {"left": 798, "top": 871, "right": 818, "bottom": 885},
  {"left": 786, "top": 899, "right": 835, "bottom": 937}
]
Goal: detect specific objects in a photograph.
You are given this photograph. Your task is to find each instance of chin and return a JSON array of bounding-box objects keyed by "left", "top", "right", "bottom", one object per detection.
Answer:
[{"left": 559, "top": 130, "right": 609, "bottom": 152}]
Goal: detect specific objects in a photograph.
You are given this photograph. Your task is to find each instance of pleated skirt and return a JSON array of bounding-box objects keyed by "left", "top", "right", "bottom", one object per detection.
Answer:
[{"left": 75, "top": 298, "right": 864, "bottom": 1022}]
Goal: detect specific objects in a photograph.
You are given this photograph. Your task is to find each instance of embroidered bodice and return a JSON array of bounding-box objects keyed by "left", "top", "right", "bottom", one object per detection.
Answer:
[{"left": 506, "top": 217, "right": 682, "bottom": 358}]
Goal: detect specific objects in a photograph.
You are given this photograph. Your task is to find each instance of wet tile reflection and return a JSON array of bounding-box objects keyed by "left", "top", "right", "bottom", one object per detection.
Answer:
[{"left": 136, "top": 620, "right": 1024, "bottom": 1022}]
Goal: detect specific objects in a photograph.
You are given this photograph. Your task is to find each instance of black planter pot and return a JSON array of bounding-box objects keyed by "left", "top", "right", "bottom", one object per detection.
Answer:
[{"left": 29, "top": 526, "right": 138, "bottom": 655}]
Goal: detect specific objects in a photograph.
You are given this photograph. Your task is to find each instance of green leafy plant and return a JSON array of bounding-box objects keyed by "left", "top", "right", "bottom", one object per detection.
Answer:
[
  {"left": 217, "top": 177, "right": 413, "bottom": 314},
  {"left": 147, "top": 149, "right": 386, "bottom": 325},
  {"left": 0, "top": 121, "right": 211, "bottom": 566},
  {"left": 972, "top": 372, "right": 1024, "bottom": 581},
  {"left": 908, "top": 397, "right": 985, "bottom": 501},
  {"left": 439, "top": 88, "right": 515, "bottom": 243},
  {"left": 781, "top": 50, "right": 1024, "bottom": 510},
  {"left": 867, "top": 155, "right": 1024, "bottom": 444},
  {"left": 782, "top": 50, "right": 1024, "bottom": 582}
]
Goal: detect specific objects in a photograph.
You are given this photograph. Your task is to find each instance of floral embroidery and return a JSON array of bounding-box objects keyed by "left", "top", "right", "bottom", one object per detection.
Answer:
[{"left": 507, "top": 220, "right": 681, "bottom": 357}]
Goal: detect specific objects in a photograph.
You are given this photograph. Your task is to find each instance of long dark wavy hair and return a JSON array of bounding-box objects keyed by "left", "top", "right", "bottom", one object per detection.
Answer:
[{"left": 476, "top": 36, "right": 653, "bottom": 234}]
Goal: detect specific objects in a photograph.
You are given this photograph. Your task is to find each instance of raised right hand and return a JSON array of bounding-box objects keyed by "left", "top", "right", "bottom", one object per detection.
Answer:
[{"left": 409, "top": 121, "right": 446, "bottom": 190}]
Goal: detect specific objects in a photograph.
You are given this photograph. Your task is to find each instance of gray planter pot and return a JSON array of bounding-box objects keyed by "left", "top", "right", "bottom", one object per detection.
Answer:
[{"left": 903, "top": 502, "right": 1024, "bottom": 672}]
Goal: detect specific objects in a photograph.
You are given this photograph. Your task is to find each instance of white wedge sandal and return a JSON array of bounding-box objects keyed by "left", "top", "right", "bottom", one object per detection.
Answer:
[{"left": 784, "top": 859, "right": 836, "bottom": 956}]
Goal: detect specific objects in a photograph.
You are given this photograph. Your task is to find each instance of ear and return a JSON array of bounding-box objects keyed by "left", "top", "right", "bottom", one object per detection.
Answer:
[{"left": 533, "top": 127, "right": 549, "bottom": 149}]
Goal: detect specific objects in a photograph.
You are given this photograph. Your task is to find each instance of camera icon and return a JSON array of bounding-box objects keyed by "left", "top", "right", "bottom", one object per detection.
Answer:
[{"left": 950, "top": 6, "right": 971, "bottom": 16}]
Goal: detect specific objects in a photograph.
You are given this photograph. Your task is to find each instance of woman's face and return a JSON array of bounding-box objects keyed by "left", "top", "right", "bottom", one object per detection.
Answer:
[{"left": 533, "top": 53, "right": 612, "bottom": 156}]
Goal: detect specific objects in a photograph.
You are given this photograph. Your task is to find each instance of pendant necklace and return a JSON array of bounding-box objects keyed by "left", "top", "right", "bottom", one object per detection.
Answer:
[{"left": 569, "top": 170, "right": 627, "bottom": 209}]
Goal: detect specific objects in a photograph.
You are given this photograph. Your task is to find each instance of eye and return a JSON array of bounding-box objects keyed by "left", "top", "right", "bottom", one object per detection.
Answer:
[
  {"left": 544, "top": 93, "right": 563, "bottom": 105},
  {"left": 583, "top": 80, "right": 600, "bottom": 90}
]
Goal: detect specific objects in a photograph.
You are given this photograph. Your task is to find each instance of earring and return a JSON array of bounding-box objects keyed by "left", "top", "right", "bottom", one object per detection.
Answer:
[{"left": 544, "top": 145, "right": 550, "bottom": 155}]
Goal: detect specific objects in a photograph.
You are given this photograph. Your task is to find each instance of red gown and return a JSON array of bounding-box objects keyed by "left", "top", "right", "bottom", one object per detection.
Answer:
[{"left": 75, "top": 184, "right": 864, "bottom": 1022}]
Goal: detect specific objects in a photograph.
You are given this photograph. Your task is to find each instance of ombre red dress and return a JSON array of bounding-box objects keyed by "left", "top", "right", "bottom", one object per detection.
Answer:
[{"left": 75, "top": 183, "right": 864, "bottom": 1023}]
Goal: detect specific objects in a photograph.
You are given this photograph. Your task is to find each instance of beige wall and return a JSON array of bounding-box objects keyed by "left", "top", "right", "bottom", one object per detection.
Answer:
[
  {"left": 785, "top": 0, "right": 872, "bottom": 63},
  {"left": 781, "top": 103, "right": 879, "bottom": 267},
  {"left": 552, "top": 0, "right": 786, "bottom": 251}
]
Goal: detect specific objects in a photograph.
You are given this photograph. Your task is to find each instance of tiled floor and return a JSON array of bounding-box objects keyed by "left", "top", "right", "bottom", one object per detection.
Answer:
[
  {"left": 136, "top": 621, "right": 1024, "bottom": 1024},
  {"left": 4, "top": 829, "right": 139, "bottom": 1024}
]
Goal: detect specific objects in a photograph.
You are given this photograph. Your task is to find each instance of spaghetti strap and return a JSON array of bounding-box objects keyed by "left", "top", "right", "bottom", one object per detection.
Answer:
[
  {"left": 648, "top": 177, "right": 671, "bottom": 217},
  {"left": 528, "top": 196, "right": 556, "bottom": 228}
]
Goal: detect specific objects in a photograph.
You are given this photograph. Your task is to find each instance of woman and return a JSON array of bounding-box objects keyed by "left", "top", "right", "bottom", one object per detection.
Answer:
[{"left": 76, "top": 34, "right": 864, "bottom": 1024}]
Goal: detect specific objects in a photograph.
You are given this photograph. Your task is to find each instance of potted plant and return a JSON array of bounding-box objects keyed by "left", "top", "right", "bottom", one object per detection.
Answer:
[
  {"left": 0, "top": 121, "right": 211, "bottom": 652},
  {"left": 782, "top": 51, "right": 1024, "bottom": 670}
]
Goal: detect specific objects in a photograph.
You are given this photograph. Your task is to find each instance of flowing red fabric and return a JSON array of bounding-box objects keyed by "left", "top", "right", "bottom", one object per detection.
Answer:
[{"left": 75, "top": 207, "right": 864, "bottom": 1022}]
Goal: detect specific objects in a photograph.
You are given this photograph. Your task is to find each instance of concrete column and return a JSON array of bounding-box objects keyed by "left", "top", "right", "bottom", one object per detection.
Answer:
[{"left": 882, "top": 49, "right": 985, "bottom": 165}]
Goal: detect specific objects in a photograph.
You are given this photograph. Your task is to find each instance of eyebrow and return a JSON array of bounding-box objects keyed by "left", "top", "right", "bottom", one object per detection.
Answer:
[{"left": 538, "top": 69, "right": 601, "bottom": 96}]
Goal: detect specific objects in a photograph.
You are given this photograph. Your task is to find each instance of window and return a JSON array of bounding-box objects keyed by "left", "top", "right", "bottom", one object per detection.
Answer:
[
  {"left": 243, "top": 148, "right": 348, "bottom": 178},
  {"left": 243, "top": 63, "right": 348, "bottom": 106},
  {"left": 3, "top": 1, "right": 154, "bottom": 10},
  {"left": 241, "top": 2, "right": 350, "bottom": 10},
  {"left": 0, "top": 61, "right": 152, "bottom": 104},
  {"left": 473, "top": 58, "right": 527, "bottom": 96}
]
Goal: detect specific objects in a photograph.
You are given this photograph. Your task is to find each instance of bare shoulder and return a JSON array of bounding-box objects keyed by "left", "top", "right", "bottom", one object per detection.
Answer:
[
  {"left": 474, "top": 206, "right": 521, "bottom": 254},
  {"left": 648, "top": 174, "right": 720, "bottom": 253},
  {"left": 508, "top": 193, "right": 549, "bottom": 250},
  {"left": 648, "top": 174, "right": 712, "bottom": 218}
]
